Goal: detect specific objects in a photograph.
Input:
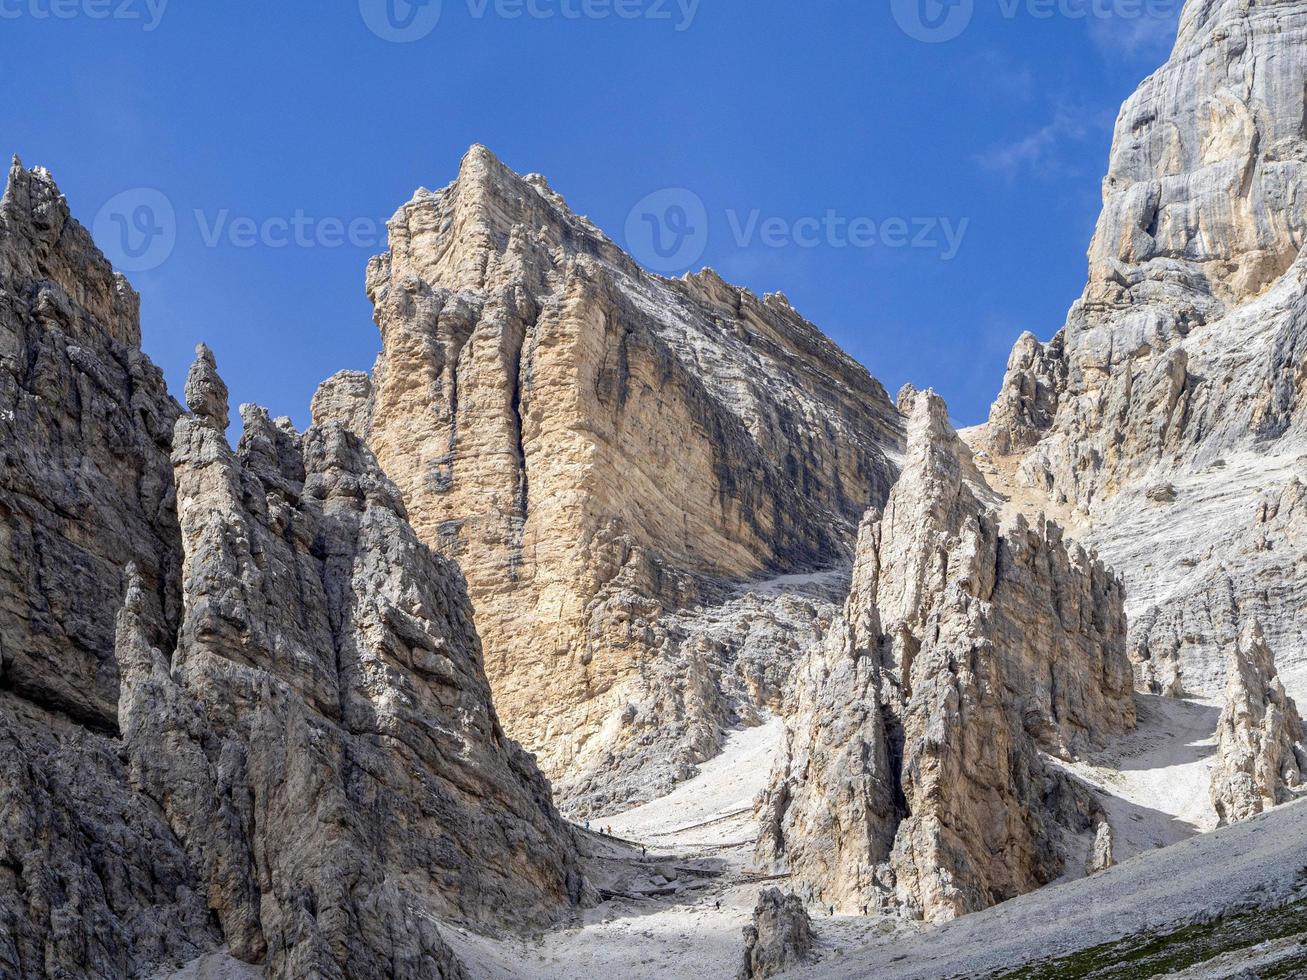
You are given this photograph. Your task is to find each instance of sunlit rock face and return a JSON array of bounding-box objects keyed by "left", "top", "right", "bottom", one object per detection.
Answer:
[
  {"left": 975, "top": 0, "right": 1307, "bottom": 699},
  {"left": 342, "top": 144, "right": 905, "bottom": 811},
  {"left": 758, "top": 392, "right": 1132, "bottom": 923}
]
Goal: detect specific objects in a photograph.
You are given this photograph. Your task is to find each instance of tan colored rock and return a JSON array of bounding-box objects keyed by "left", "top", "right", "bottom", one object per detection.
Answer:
[
  {"left": 349, "top": 145, "right": 903, "bottom": 809},
  {"left": 758, "top": 392, "right": 1133, "bottom": 923},
  {"left": 1210, "top": 621, "right": 1307, "bottom": 825},
  {"left": 974, "top": 0, "right": 1307, "bottom": 700}
]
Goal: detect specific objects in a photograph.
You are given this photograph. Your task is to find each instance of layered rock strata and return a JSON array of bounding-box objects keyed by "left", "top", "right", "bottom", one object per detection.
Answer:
[
  {"left": 974, "top": 0, "right": 1307, "bottom": 699},
  {"left": 757, "top": 392, "right": 1133, "bottom": 923},
  {"left": 1210, "top": 620, "right": 1307, "bottom": 825},
  {"left": 330, "top": 145, "right": 905, "bottom": 809}
]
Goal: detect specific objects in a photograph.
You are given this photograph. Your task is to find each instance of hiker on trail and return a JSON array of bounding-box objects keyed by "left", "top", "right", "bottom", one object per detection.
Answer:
[
  {"left": 641, "top": 845, "right": 647, "bottom": 858},
  {"left": 584, "top": 819, "right": 590, "bottom": 831},
  {"left": 714, "top": 900, "right": 720, "bottom": 910}
]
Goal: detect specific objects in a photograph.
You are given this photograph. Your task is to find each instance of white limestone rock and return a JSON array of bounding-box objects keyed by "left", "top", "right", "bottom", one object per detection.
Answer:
[{"left": 975, "top": 0, "right": 1307, "bottom": 700}]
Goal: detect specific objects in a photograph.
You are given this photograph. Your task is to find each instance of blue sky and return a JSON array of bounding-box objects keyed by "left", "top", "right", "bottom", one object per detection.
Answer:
[{"left": 1, "top": 0, "right": 1182, "bottom": 428}]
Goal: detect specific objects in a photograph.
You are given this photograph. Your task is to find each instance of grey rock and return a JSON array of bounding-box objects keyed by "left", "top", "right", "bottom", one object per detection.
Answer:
[
  {"left": 1087, "top": 819, "right": 1115, "bottom": 875},
  {"left": 1210, "top": 620, "right": 1307, "bottom": 825},
  {"left": 0, "top": 162, "right": 588, "bottom": 980},
  {"left": 117, "top": 345, "right": 587, "bottom": 977},
  {"left": 0, "top": 157, "right": 182, "bottom": 733},
  {"left": 310, "top": 369, "right": 372, "bottom": 436},
  {"left": 758, "top": 392, "right": 1134, "bottom": 922},
  {"left": 737, "top": 889, "right": 813, "bottom": 980},
  {"left": 184, "top": 343, "right": 229, "bottom": 430}
]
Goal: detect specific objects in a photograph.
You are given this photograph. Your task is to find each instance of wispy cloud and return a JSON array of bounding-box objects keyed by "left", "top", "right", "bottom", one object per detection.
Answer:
[
  {"left": 972, "top": 101, "right": 1113, "bottom": 179},
  {"left": 1087, "top": 6, "right": 1181, "bottom": 60}
]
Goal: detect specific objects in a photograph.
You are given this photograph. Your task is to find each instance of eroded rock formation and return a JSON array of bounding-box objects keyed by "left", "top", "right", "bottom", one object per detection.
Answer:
[
  {"left": 974, "top": 0, "right": 1307, "bottom": 699},
  {"left": 0, "top": 163, "right": 585, "bottom": 980},
  {"left": 737, "top": 889, "right": 814, "bottom": 980},
  {"left": 333, "top": 145, "right": 904, "bottom": 810},
  {"left": 1210, "top": 621, "right": 1307, "bottom": 825},
  {"left": 758, "top": 392, "right": 1133, "bottom": 923}
]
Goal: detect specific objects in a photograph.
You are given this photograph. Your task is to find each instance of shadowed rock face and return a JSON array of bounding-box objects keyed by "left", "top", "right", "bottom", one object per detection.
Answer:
[
  {"left": 0, "top": 163, "right": 586, "bottom": 980},
  {"left": 975, "top": 0, "right": 1307, "bottom": 699},
  {"left": 0, "top": 161, "right": 209, "bottom": 980},
  {"left": 0, "top": 158, "right": 181, "bottom": 732},
  {"left": 1211, "top": 621, "right": 1307, "bottom": 825},
  {"left": 329, "top": 145, "right": 905, "bottom": 811},
  {"left": 118, "top": 371, "right": 586, "bottom": 978},
  {"left": 758, "top": 392, "right": 1132, "bottom": 923}
]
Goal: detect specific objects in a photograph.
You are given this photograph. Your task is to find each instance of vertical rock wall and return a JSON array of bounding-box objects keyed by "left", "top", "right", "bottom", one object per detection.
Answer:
[{"left": 346, "top": 145, "right": 905, "bottom": 808}]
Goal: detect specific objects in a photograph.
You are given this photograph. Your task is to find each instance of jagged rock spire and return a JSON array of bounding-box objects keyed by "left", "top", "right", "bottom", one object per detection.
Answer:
[
  {"left": 757, "top": 388, "right": 1132, "bottom": 922},
  {"left": 1211, "top": 620, "right": 1307, "bottom": 825},
  {"left": 184, "top": 342, "right": 229, "bottom": 429}
]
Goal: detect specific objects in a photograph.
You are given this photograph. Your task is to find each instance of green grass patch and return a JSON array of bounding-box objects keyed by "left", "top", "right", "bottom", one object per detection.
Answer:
[{"left": 988, "top": 896, "right": 1307, "bottom": 979}]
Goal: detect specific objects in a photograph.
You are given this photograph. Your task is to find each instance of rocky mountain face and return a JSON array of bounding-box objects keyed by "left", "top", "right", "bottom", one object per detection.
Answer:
[
  {"left": 1210, "top": 620, "right": 1306, "bottom": 825},
  {"left": 319, "top": 145, "right": 904, "bottom": 811},
  {"left": 974, "top": 0, "right": 1307, "bottom": 699},
  {"left": 0, "top": 164, "right": 583, "bottom": 979},
  {"left": 757, "top": 391, "right": 1133, "bottom": 923},
  {"left": 0, "top": 157, "right": 181, "bottom": 734}
]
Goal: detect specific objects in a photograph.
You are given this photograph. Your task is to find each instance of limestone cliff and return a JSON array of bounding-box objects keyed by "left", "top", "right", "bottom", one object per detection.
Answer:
[
  {"left": 0, "top": 157, "right": 181, "bottom": 732},
  {"left": 1210, "top": 620, "right": 1307, "bottom": 824},
  {"left": 974, "top": 0, "right": 1307, "bottom": 698},
  {"left": 0, "top": 163, "right": 585, "bottom": 980},
  {"left": 331, "top": 145, "right": 904, "bottom": 810},
  {"left": 757, "top": 392, "right": 1132, "bottom": 923}
]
